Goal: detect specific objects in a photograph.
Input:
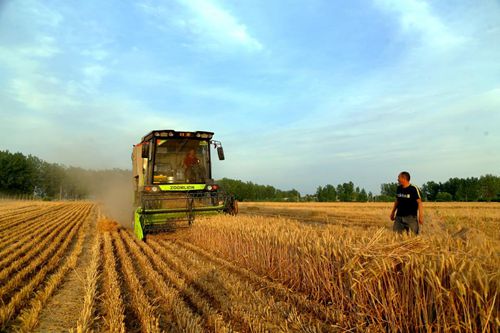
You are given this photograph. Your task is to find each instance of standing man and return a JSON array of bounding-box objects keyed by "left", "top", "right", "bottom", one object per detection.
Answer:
[{"left": 390, "top": 171, "right": 423, "bottom": 234}]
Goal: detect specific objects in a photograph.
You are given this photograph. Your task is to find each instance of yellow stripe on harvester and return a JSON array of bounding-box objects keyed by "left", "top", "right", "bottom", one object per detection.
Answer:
[{"left": 159, "top": 184, "right": 206, "bottom": 191}]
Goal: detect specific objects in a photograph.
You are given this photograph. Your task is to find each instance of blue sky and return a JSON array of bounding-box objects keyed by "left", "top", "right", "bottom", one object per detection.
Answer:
[{"left": 1, "top": 0, "right": 499, "bottom": 194}]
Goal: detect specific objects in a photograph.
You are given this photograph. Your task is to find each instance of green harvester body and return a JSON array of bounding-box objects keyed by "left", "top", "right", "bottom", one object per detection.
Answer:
[{"left": 132, "top": 130, "right": 237, "bottom": 240}]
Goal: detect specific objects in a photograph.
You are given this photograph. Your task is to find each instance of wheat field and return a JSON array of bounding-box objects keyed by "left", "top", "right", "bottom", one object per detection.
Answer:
[{"left": 0, "top": 200, "right": 498, "bottom": 332}]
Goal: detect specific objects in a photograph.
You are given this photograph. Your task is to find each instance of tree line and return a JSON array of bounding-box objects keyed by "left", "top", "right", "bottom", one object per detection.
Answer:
[
  {"left": 0, "top": 150, "right": 129, "bottom": 200},
  {"left": 315, "top": 182, "right": 372, "bottom": 202},
  {"left": 1, "top": 150, "right": 499, "bottom": 202},
  {"left": 217, "top": 178, "right": 300, "bottom": 202},
  {"left": 421, "top": 176, "right": 500, "bottom": 201},
  {"left": 378, "top": 175, "right": 500, "bottom": 202}
]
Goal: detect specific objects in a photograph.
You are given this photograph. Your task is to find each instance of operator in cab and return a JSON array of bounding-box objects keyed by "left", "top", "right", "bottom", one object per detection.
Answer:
[{"left": 183, "top": 149, "right": 203, "bottom": 183}]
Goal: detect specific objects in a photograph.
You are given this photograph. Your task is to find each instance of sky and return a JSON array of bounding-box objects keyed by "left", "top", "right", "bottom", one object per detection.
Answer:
[{"left": 0, "top": 0, "right": 499, "bottom": 194}]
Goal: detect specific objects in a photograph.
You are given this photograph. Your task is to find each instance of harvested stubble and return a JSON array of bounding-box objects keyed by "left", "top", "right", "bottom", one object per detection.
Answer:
[
  {"left": 101, "top": 231, "right": 126, "bottom": 333},
  {"left": 112, "top": 229, "right": 161, "bottom": 333},
  {"left": 73, "top": 225, "right": 102, "bottom": 333},
  {"left": 0, "top": 205, "right": 88, "bottom": 298},
  {"left": 182, "top": 211, "right": 499, "bottom": 332},
  {"left": 16, "top": 205, "right": 94, "bottom": 332},
  {"left": 0, "top": 202, "right": 94, "bottom": 331},
  {"left": 138, "top": 234, "right": 231, "bottom": 332},
  {"left": 0, "top": 202, "right": 65, "bottom": 234},
  {"left": 0, "top": 205, "right": 87, "bottom": 276},
  {"left": 120, "top": 230, "right": 205, "bottom": 332},
  {"left": 0, "top": 204, "right": 43, "bottom": 225}
]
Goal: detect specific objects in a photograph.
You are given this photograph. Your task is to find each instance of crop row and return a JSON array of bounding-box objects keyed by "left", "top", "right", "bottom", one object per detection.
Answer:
[
  {"left": 181, "top": 214, "right": 499, "bottom": 331},
  {"left": 79, "top": 223, "right": 336, "bottom": 332},
  {"left": 0, "top": 201, "right": 95, "bottom": 331},
  {"left": 0, "top": 202, "right": 65, "bottom": 234}
]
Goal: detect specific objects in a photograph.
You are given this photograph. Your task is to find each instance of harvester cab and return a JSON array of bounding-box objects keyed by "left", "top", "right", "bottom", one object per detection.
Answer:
[{"left": 132, "top": 130, "right": 238, "bottom": 240}]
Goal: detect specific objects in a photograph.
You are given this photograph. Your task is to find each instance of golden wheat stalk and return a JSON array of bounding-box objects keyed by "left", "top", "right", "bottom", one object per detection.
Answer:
[
  {"left": 184, "top": 212, "right": 499, "bottom": 331},
  {"left": 0, "top": 204, "right": 90, "bottom": 329},
  {"left": 0, "top": 205, "right": 89, "bottom": 297},
  {"left": 112, "top": 231, "right": 161, "bottom": 333},
  {"left": 120, "top": 230, "right": 205, "bottom": 332},
  {"left": 0, "top": 206, "right": 69, "bottom": 252},
  {"left": 101, "top": 231, "right": 126, "bottom": 333},
  {"left": 138, "top": 236, "right": 230, "bottom": 332},
  {"left": 73, "top": 229, "right": 102, "bottom": 333},
  {"left": 0, "top": 205, "right": 84, "bottom": 274},
  {"left": 16, "top": 205, "right": 93, "bottom": 332}
]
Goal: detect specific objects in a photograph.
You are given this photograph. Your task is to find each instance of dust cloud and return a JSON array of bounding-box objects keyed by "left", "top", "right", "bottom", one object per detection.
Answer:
[{"left": 89, "top": 170, "right": 134, "bottom": 229}]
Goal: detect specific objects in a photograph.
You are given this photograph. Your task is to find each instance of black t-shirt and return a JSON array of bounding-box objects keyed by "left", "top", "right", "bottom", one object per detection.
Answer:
[{"left": 396, "top": 184, "right": 421, "bottom": 216}]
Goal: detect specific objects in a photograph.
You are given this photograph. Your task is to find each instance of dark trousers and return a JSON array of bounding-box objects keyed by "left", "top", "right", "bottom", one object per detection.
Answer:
[{"left": 393, "top": 215, "right": 419, "bottom": 234}]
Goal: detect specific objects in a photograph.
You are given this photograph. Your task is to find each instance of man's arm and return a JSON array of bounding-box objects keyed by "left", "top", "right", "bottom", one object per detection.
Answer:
[
  {"left": 417, "top": 198, "right": 423, "bottom": 225},
  {"left": 390, "top": 200, "right": 398, "bottom": 221}
]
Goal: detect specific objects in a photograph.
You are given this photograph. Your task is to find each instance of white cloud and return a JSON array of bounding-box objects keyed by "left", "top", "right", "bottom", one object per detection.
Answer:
[
  {"left": 374, "top": 0, "right": 464, "bottom": 49},
  {"left": 26, "top": 0, "right": 63, "bottom": 27},
  {"left": 18, "top": 35, "right": 60, "bottom": 58},
  {"left": 8, "top": 78, "right": 79, "bottom": 111},
  {"left": 179, "top": 0, "right": 263, "bottom": 51},
  {"left": 82, "top": 64, "right": 109, "bottom": 88},
  {"left": 137, "top": 0, "right": 263, "bottom": 52},
  {"left": 81, "top": 48, "right": 109, "bottom": 61}
]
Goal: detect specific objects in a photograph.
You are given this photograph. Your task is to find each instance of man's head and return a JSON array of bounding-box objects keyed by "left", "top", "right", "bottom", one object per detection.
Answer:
[{"left": 398, "top": 171, "right": 411, "bottom": 186}]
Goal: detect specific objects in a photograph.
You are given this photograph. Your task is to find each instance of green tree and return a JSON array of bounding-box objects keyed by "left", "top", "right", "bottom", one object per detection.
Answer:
[
  {"left": 436, "top": 192, "right": 453, "bottom": 202},
  {"left": 380, "top": 182, "right": 398, "bottom": 198},
  {"left": 337, "top": 182, "right": 354, "bottom": 202},
  {"left": 316, "top": 184, "right": 337, "bottom": 202},
  {"left": 421, "top": 181, "right": 440, "bottom": 201},
  {"left": 217, "top": 178, "right": 301, "bottom": 201},
  {"left": 38, "top": 162, "right": 66, "bottom": 199},
  {"left": 0, "top": 150, "right": 38, "bottom": 194},
  {"left": 455, "top": 177, "right": 479, "bottom": 201},
  {"left": 357, "top": 189, "right": 368, "bottom": 202},
  {"left": 478, "top": 174, "right": 500, "bottom": 201}
]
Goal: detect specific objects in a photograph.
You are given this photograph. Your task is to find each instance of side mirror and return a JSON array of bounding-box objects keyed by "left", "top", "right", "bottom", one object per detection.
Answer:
[
  {"left": 217, "top": 146, "right": 225, "bottom": 160},
  {"left": 141, "top": 144, "right": 149, "bottom": 158}
]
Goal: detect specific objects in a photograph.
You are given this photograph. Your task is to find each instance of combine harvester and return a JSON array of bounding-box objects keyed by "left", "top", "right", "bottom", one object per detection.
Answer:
[{"left": 132, "top": 130, "right": 238, "bottom": 240}]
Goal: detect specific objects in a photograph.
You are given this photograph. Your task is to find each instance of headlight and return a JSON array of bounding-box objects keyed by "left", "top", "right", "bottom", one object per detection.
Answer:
[{"left": 206, "top": 185, "right": 213, "bottom": 191}]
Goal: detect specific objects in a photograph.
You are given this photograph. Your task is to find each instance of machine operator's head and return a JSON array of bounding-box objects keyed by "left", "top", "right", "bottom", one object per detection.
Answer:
[
  {"left": 187, "top": 149, "right": 196, "bottom": 157},
  {"left": 398, "top": 171, "right": 411, "bottom": 186}
]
